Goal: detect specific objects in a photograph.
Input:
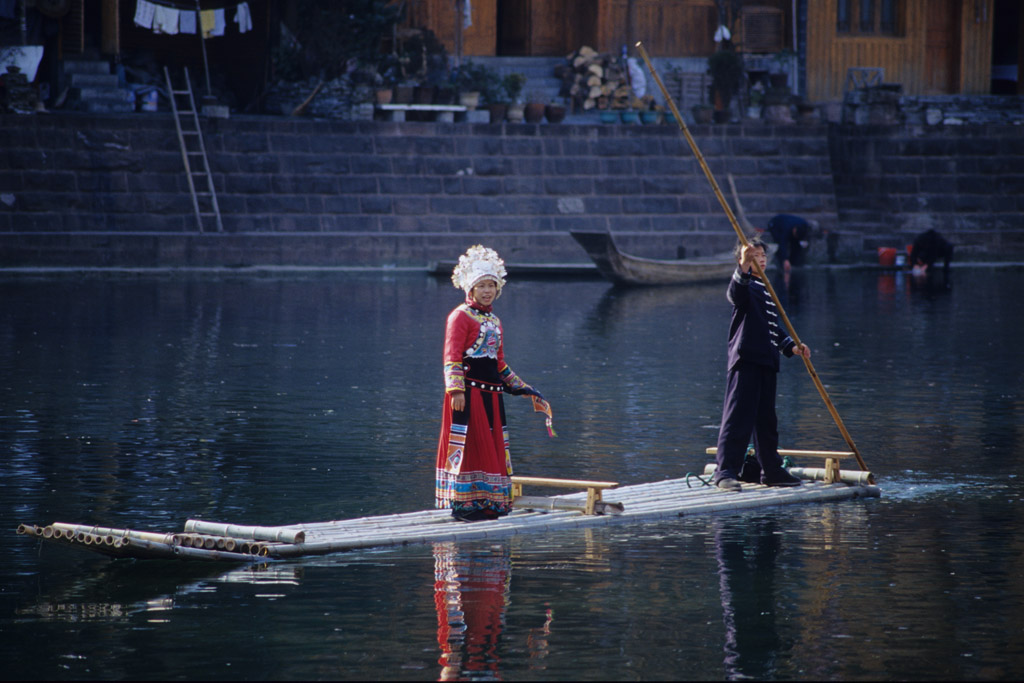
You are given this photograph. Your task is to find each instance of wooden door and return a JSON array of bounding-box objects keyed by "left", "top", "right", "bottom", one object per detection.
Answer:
[
  {"left": 924, "top": 0, "right": 961, "bottom": 93},
  {"left": 101, "top": 0, "right": 119, "bottom": 56},
  {"left": 497, "top": 0, "right": 530, "bottom": 55}
]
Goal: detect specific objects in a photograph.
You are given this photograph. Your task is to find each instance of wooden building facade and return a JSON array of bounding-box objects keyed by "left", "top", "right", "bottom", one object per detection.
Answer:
[
  {"left": 406, "top": 0, "right": 1017, "bottom": 102},
  {"left": 805, "top": 0, "right": 1004, "bottom": 101}
]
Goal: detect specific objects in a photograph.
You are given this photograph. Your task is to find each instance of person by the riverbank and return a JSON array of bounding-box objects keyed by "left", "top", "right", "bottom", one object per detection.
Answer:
[
  {"left": 910, "top": 229, "right": 954, "bottom": 276},
  {"left": 766, "top": 214, "right": 816, "bottom": 271}
]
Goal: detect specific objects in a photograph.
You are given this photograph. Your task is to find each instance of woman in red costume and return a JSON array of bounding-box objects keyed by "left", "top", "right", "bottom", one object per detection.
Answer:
[{"left": 436, "top": 245, "right": 554, "bottom": 522}]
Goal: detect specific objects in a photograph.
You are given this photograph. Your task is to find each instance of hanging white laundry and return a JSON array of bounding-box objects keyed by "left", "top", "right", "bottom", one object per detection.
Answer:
[
  {"left": 201, "top": 8, "right": 226, "bottom": 38},
  {"left": 235, "top": 2, "right": 253, "bottom": 33},
  {"left": 133, "top": 0, "right": 156, "bottom": 29},
  {"left": 152, "top": 5, "right": 180, "bottom": 35},
  {"left": 627, "top": 57, "right": 646, "bottom": 99},
  {"left": 178, "top": 10, "right": 197, "bottom": 35},
  {"left": 713, "top": 24, "right": 731, "bottom": 43},
  {"left": 211, "top": 8, "right": 226, "bottom": 36},
  {"left": 463, "top": 0, "right": 472, "bottom": 29}
]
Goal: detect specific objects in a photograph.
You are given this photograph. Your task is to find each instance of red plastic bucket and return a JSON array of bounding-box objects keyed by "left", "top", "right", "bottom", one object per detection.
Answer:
[{"left": 877, "top": 247, "right": 897, "bottom": 266}]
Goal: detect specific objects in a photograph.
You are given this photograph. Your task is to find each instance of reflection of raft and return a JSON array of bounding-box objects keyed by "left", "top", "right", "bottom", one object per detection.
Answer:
[{"left": 18, "top": 459, "right": 878, "bottom": 563}]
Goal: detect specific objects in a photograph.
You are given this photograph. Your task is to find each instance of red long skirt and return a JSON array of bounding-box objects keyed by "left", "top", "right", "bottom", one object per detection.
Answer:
[{"left": 435, "top": 385, "right": 512, "bottom": 514}]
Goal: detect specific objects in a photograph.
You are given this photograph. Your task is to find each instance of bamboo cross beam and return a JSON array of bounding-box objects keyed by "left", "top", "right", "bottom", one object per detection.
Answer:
[{"left": 635, "top": 41, "right": 870, "bottom": 477}]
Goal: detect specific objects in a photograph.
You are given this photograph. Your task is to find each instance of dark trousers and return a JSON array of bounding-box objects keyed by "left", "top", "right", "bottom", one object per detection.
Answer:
[{"left": 714, "top": 362, "right": 786, "bottom": 482}]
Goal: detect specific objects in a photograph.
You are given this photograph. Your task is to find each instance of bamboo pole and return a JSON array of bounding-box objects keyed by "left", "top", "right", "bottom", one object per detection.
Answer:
[{"left": 634, "top": 41, "right": 870, "bottom": 478}]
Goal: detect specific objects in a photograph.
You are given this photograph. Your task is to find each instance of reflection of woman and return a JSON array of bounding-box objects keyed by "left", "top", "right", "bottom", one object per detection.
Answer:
[
  {"left": 436, "top": 246, "right": 553, "bottom": 523},
  {"left": 433, "top": 542, "right": 511, "bottom": 679}
]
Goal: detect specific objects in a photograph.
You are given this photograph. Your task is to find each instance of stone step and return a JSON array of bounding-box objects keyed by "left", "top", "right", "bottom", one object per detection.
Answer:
[
  {"left": 70, "top": 89, "right": 136, "bottom": 113},
  {"left": 72, "top": 86, "right": 134, "bottom": 101},
  {"left": 70, "top": 73, "right": 119, "bottom": 88},
  {"left": 64, "top": 59, "right": 112, "bottom": 75},
  {"left": 467, "top": 56, "right": 565, "bottom": 102},
  {"left": 81, "top": 99, "right": 136, "bottom": 114}
]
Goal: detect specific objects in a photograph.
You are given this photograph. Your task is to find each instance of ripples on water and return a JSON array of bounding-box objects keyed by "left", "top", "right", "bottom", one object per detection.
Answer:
[{"left": 2, "top": 268, "right": 1023, "bottom": 680}]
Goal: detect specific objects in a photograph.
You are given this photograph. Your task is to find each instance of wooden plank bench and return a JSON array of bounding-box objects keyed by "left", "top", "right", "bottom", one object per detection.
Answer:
[
  {"left": 510, "top": 476, "right": 621, "bottom": 515},
  {"left": 375, "top": 103, "right": 468, "bottom": 122},
  {"left": 705, "top": 447, "right": 856, "bottom": 484}
]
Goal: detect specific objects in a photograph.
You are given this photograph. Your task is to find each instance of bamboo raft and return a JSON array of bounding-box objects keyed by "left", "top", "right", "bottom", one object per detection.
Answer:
[{"left": 17, "top": 456, "right": 878, "bottom": 563}]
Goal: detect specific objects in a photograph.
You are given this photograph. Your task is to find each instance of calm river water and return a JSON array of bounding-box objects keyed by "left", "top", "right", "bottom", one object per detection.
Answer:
[{"left": 2, "top": 266, "right": 1023, "bottom": 680}]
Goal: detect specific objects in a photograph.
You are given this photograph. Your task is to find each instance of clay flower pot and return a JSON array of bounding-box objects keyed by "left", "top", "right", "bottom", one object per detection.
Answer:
[
  {"left": 507, "top": 102, "right": 525, "bottom": 123},
  {"left": 544, "top": 104, "right": 567, "bottom": 123},
  {"left": 524, "top": 102, "right": 545, "bottom": 123}
]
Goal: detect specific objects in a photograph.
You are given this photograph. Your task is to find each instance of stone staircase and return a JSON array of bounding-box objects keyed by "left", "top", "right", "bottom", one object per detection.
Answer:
[
  {"left": 63, "top": 59, "right": 135, "bottom": 113},
  {"left": 0, "top": 112, "right": 846, "bottom": 266},
  {"left": 468, "top": 56, "right": 566, "bottom": 103}
]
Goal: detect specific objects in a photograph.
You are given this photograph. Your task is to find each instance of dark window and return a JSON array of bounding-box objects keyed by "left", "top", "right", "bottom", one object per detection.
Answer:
[
  {"left": 837, "top": 0, "right": 851, "bottom": 32},
  {"left": 837, "top": 0, "right": 903, "bottom": 36}
]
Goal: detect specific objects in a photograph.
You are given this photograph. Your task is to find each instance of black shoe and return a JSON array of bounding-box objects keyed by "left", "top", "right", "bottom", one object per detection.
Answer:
[
  {"left": 452, "top": 509, "right": 489, "bottom": 522},
  {"left": 715, "top": 477, "right": 742, "bottom": 492},
  {"left": 738, "top": 463, "right": 762, "bottom": 483},
  {"left": 761, "top": 470, "right": 801, "bottom": 487},
  {"left": 738, "top": 452, "right": 762, "bottom": 483}
]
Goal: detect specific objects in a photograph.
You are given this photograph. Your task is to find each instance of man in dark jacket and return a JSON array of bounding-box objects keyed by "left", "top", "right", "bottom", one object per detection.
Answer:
[
  {"left": 766, "top": 214, "right": 814, "bottom": 272},
  {"left": 713, "top": 236, "right": 809, "bottom": 492},
  {"left": 910, "top": 229, "right": 954, "bottom": 276}
]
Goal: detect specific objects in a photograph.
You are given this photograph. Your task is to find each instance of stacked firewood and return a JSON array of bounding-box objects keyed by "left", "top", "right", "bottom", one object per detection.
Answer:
[{"left": 556, "top": 45, "right": 635, "bottom": 111}]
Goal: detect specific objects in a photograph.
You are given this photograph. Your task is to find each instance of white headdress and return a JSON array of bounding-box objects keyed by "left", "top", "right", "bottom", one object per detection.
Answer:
[{"left": 451, "top": 244, "right": 507, "bottom": 295}]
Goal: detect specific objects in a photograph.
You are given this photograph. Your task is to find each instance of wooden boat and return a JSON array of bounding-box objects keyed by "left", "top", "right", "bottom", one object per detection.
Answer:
[
  {"left": 570, "top": 230, "right": 752, "bottom": 286},
  {"left": 17, "top": 455, "right": 878, "bottom": 563},
  {"left": 427, "top": 260, "right": 599, "bottom": 279}
]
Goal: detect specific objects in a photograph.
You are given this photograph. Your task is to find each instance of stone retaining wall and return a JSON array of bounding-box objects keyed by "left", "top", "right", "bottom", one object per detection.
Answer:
[
  {"left": 1, "top": 112, "right": 1022, "bottom": 267},
  {"left": 829, "top": 122, "right": 1024, "bottom": 257}
]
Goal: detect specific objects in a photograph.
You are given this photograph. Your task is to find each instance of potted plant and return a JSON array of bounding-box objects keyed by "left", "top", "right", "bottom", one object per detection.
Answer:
[
  {"left": 502, "top": 72, "right": 527, "bottom": 122},
  {"left": 544, "top": 99, "right": 567, "bottom": 123},
  {"left": 524, "top": 91, "right": 546, "bottom": 123},
  {"left": 453, "top": 60, "right": 502, "bottom": 111},
  {"left": 708, "top": 46, "right": 744, "bottom": 123},
  {"left": 639, "top": 96, "right": 661, "bottom": 124},
  {"left": 747, "top": 81, "right": 765, "bottom": 119},
  {"left": 690, "top": 72, "right": 713, "bottom": 124}
]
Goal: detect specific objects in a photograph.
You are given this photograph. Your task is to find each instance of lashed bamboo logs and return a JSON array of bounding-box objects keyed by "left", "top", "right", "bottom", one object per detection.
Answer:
[
  {"left": 701, "top": 463, "right": 875, "bottom": 486},
  {"left": 183, "top": 520, "right": 305, "bottom": 544}
]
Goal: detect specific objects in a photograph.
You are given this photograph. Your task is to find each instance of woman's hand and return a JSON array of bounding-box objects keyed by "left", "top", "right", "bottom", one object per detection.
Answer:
[{"left": 450, "top": 391, "right": 465, "bottom": 411}]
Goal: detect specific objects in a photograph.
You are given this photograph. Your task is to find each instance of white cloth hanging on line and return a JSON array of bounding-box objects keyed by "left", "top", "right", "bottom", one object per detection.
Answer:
[
  {"left": 136, "top": 0, "right": 253, "bottom": 38},
  {"left": 235, "top": 2, "right": 252, "bottom": 33},
  {"left": 201, "top": 8, "right": 226, "bottom": 38},
  {"left": 152, "top": 4, "right": 180, "bottom": 35},
  {"left": 178, "top": 10, "right": 197, "bottom": 35},
  {"left": 133, "top": 0, "right": 156, "bottom": 29}
]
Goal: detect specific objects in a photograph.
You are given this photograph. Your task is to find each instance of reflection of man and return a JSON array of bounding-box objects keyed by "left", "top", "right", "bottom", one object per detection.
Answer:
[
  {"left": 766, "top": 214, "right": 816, "bottom": 272},
  {"left": 434, "top": 542, "right": 511, "bottom": 680},
  {"left": 715, "top": 517, "right": 782, "bottom": 680}
]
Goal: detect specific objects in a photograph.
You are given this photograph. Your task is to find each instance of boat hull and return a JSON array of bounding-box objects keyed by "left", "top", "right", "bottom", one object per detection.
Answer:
[{"left": 571, "top": 231, "right": 741, "bottom": 286}]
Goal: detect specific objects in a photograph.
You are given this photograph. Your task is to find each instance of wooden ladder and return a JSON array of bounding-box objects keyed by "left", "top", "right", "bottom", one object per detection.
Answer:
[{"left": 163, "top": 66, "right": 223, "bottom": 233}]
